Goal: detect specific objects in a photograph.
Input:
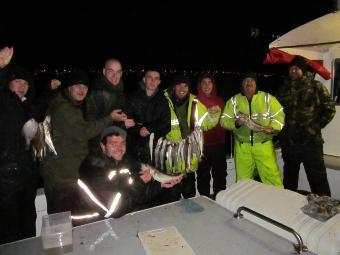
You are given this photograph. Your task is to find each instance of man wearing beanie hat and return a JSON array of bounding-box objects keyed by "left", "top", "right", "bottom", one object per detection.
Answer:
[
  {"left": 0, "top": 47, "right": 37, "bottom": 244},
  {"left": 221, "top": 72, "right": 285, "bottom": 188},
  {"left": 158, "top": 74, "right": 221, "bottom": 203},
  {"left": 40, "top": 69, "right": 129, "bottom": 214},
  {"left": 277, "top": 55, "right": 336, "bottom": 196}
]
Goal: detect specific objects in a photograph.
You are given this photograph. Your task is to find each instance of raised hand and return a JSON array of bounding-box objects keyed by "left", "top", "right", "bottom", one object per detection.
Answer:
[
  {"left": 0, "top": 46, "right": 14, "bottom": 69},
  {"left": 50, "top": 79, "right": 62, "bottom": 90}
]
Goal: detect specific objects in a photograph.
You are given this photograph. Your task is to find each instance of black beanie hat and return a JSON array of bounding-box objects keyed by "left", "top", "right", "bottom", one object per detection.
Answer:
[
  {"left": 7, "top": 66, "right": 33, "bottom": 86},
  {"left": 240, "top": 71, "right": 257, "bottom": 84},
  {"left": 289, "top": 55, "right": 308, "bottom": 74},
  {"left": 66, "top": 69, "right": 90, "bottom": 87},
  {"left": 171, "top": 74, "right": 191, "bottom": 88}
]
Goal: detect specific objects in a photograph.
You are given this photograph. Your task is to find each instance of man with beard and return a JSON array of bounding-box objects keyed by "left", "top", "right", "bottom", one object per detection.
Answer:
[
  {"left": 161, "top": 75, "right": 221, "bottom": 202},
  {"left": 277, "top": 56, "right": 336, "bottom": 196}
]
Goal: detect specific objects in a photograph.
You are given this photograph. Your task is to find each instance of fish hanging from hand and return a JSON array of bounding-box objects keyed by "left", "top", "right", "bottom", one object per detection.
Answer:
[{"left": 32, "top": 115, "right": 57, "bottom": 160}]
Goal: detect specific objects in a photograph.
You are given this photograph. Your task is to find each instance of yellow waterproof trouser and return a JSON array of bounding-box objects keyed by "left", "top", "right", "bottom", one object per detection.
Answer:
[{"left": 234, "top": 140, "right": 283, "bottom": 187}]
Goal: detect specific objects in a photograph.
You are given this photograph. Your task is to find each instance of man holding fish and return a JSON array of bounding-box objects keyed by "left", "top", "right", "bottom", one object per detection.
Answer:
[
  {"left": 220, "top": 72, "right": 284, "bottom": 187},
  {"left": 72, "top": 126, "right": 182, "bottom": 224}
]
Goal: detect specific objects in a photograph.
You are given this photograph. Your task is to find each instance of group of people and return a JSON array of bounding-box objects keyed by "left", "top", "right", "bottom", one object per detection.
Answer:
[{"left": 0, "top": 46, "right": 336, "bottom": 245}]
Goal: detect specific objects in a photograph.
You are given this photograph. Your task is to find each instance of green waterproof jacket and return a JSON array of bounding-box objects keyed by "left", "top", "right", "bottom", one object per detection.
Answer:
[
  {"left": 40, "top": 90, "right": 113, "bottom": 189},
  {"left": 220, "top": 91, "right": 285, "bottom": 144},
  {"left": 163, "top": 91, "right": 220, "bottom": 173},
  {"left": 277, "top": 72, "right": 336, "bottom": 146}
]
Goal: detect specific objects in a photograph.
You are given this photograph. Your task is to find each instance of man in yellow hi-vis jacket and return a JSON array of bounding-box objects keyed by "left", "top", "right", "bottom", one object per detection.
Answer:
[
  {"left": 220, "top": 72, "right": 284, "bottom": 187},
  {"left": 161, "top": 75, "right": 221, "bottom": 202}
]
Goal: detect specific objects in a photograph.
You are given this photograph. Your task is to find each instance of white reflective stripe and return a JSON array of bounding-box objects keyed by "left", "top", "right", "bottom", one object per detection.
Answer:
[
  {"left": 197, "top": 112, "right": 208, "bottom": 127},
  {"left": 171, "top": 119, "right": 179, "bottom": 126},
  {"left": 231, "top": 96, "right": 237, "bottom": 115},
  {"left": 128, "top": 177, "right": 133, "bottom": 184},
  {"left": 265, "top": 93, "right": 270, "bottom": 116},
  {"left": 104, "top": 192, "right": 122, "bottom": 218},
  {"left": 119, "top": 168, "right": 130, "bottom": 174},
  {"left": 77, "top": 179, "right": 108, "bottom": 213},
  {"left": 269, "top": 107, "right": 283, "bottom": 119},
  {"left": 251, "top": 112, "right": 269, "bottom": 120},
  {"left": 71, "top": 213, "right": 100, "bottom": 220},
  {"left": 193, "top": 99, "right": 199, "bottom": 126},
  {"left": 108, "top": 170, "right": 117, "bottom": 180},
  {"left": 222, "top": 113, "right": 233, "bottom": 119},
  {"left": 272, "top": 119, "right": 284, "bottom": 129}
]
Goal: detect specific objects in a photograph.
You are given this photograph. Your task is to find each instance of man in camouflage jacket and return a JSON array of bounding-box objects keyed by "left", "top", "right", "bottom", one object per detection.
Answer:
[{"left": 277, "top": 55, "right": 336, "bottom": 196}]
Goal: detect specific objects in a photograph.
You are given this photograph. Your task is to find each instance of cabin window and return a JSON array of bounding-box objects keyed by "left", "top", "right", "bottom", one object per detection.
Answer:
[{"left": 333, "top": 58, "right": 340, "bottom": 104}]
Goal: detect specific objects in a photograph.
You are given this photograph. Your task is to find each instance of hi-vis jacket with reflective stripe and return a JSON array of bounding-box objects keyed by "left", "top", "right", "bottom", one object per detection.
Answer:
[
  {"left": 163, "top": 91, "right": 220, "bottom": 174},
  {"left": 220, "top": 91, "right": 284, "bottom": 143},
  {"left": 164, "top": 91, "right": 220, "bottom": 143}
]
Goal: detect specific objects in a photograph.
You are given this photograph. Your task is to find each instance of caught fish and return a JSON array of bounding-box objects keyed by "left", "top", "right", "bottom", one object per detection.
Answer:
[
  {"left": 186, "top": 137, "right": 192, "bottom": 172},
  {"left": 160, "top": 139, "right": 168, "bottom": 171},
  {"left": 43, "top": 116, "right": 57, "bottom": 156},
  {"left": 32, "top": 115, "right": 57, "bottom": 160},
  {"left": 32, "top": 124, "right": 45, "bottom": 160},
  {"left": 141, "top": 164, "right": 183, "bottom": 184},
  {"left": 237, "top": 112, "right": 267, "bottom": 132},
  {"left": 149, "top": 133, "right": 155, "bottom": 162},
  {"left": 22, "top": 118, "right": 39, "bottom": 147},
  {"left": 166, "top": 143, "right": 173, "bottom": 174},
  {"left": 154, "top": 137, "right": 163, "bottom": 168}
]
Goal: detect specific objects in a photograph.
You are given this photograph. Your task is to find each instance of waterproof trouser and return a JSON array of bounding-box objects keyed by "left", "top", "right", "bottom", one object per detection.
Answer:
[
  {"left": 197, "top": 144, "right": 227, "bottom": 198},
  {"left": 281, "top": 143, "right": 330, "bottom": 196},
  {"left": 234, "top": 140, "right": 283, "bottom": 187}
]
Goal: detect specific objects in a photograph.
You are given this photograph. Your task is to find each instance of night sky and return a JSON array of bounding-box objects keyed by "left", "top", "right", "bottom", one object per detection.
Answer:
[{"left": 1, "top": 1, "right": 337, "bottom": 70}]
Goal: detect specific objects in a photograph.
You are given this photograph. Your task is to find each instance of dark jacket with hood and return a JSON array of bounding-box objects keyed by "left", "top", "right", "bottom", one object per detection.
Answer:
[
  {"left": 40, "top": 89, "right": 113, "bottom": 190},
  {"left": 0, "top": 66, "right": 38, "bottom": 244},
  {"left": 0, "top": 67, "right": 37, "bottom": 203},
  {"left": 126, "top": 81, "right": 171, "bottom": 162}
]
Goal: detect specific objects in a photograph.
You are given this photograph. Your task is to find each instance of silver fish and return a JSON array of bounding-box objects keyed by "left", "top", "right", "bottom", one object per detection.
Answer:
[
  {"left": 154, "top": 137, "right": 163, "bottom": 168},
  {"left": 160, "top": 139, "right": 168, "bottom": 171},
  {"left": 149, "top": 133, "right": 155, "bottom": 162},
  {"left": 142, "top": 164, "right": 183, "bottom": 184},
  {"left": 192, "top": 128, "right": 203, "bottom": 158},
  {"left": 43, "top": 116, "right": 57, "bottom": 156},
  {"left": 166, "top": 143, "right": 173, "bottom": 174},
  {"left": 186, "top": 137, "right": 192, "bottom": 172},
  {"left": 237, "top": 112, "right": 267, "bottom": 132},
  {"left": 32, "top": 124, "right": 45, "bottom": 160}
]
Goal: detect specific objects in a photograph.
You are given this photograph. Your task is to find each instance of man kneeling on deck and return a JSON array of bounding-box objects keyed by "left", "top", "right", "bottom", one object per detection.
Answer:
[{"left": 71, "top": 126, "right": 181, "bottom": 225}]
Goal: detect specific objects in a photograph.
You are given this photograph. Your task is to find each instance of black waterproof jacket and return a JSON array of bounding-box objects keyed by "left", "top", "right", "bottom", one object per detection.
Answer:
[{"left": 126, "top": 82, "right": 170, "bottom": 162}]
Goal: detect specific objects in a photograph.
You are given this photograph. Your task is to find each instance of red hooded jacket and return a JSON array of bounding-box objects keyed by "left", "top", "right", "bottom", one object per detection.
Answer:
[{"left": 196, "top": 74, "right": 227, "bottom": 146}]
